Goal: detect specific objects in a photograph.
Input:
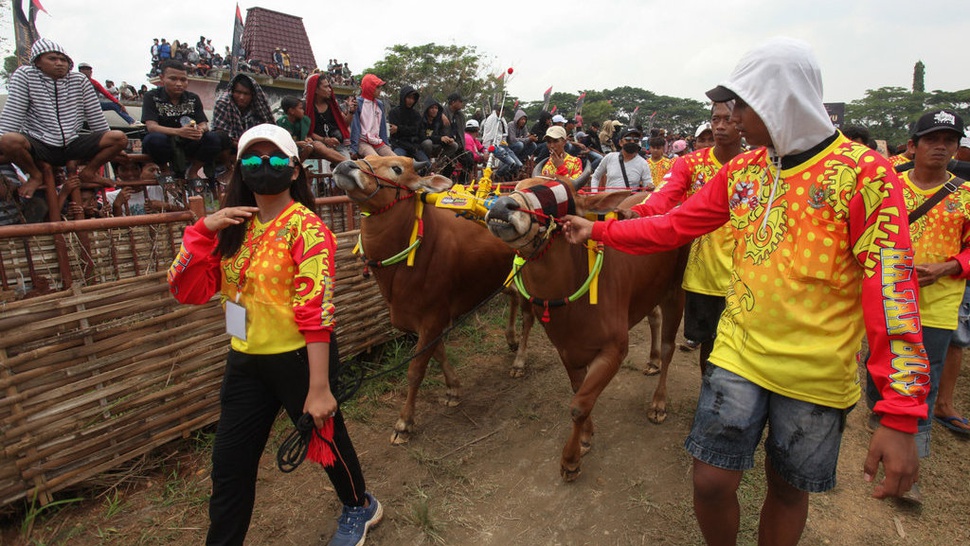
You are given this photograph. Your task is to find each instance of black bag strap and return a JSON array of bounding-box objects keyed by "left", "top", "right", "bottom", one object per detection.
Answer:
[
  {"left": 618, "top": 154, "right": 631, "bottom": 188},
  {"left": 908, "top": 176, "right": 967, "bottom": 224}
]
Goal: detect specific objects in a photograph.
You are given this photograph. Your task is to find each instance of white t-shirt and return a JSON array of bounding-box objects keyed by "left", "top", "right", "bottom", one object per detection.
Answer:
[{"left": 591, "top": 152, "right": 653, "bottom": 191}]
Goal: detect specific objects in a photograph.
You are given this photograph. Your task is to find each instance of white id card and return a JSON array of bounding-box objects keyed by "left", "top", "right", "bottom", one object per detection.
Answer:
[{"left": 226, "top": 301, "right": 248, "bottom": 341}]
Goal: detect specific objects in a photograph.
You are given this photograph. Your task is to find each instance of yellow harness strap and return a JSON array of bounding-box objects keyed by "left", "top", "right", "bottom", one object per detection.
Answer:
[
  {"left": 407, "top": 198, "right": 424, "bottom": 266},
  {"left": 584, "top": 211, "right": 615, "bottom": 304}
]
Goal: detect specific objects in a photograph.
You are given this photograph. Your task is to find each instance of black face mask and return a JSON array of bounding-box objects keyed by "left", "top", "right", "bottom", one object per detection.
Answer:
[
  {"left": 241, "top": 162, "right": 295, "bottom": 195},
  {"left": 622, "top": 142, "right": 640, "bottom": 154}
]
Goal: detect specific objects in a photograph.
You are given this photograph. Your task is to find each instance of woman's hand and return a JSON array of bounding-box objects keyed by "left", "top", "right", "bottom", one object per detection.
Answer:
[
  {"left": 203, "top": 206, "right": 259, "bottom": 232},
  {"left": 304, "top": 385, "right": 338, "bottom": 429}
]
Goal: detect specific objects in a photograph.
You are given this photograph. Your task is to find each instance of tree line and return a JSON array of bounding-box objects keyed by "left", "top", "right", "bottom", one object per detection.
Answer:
[{"left": 365, "top": 45, "right": 969, "bottom": 146}]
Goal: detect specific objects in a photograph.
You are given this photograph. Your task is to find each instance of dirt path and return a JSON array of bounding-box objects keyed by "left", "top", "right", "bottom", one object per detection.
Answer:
[{"left": 4, "top": 302, "right": 970, "bottom": 545}]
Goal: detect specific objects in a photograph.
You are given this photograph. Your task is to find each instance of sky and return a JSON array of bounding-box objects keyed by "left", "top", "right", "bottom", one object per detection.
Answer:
[{"left": 0, "top": 0, "right": 966, "bottom": 106}]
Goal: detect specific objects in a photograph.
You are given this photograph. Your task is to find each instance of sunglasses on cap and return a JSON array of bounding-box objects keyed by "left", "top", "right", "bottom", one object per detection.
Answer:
[{"left": 239, "top": 152, "right": 291, "bottom": 172}]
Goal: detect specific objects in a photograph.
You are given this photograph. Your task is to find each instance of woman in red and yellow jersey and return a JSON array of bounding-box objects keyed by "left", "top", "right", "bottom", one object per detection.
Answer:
[{"left": 168, "top": 124, "right": 381, "bottom": 546}]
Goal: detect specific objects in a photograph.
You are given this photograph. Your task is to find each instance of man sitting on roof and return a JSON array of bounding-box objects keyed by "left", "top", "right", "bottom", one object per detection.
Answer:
[
  {"left": 141, "top": 60, "right": 222, "bottom": 179},
  {"left": 0, "top": 38, "right": 128, "bottom": 200}
]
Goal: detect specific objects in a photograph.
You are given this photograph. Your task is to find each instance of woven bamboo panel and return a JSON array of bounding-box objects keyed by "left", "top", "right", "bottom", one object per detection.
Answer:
[{"left": 0, "top": 223, "right": 398, "bottom": 508}]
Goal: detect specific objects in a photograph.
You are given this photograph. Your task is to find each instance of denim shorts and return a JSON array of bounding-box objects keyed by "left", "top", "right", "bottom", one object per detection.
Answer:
[{"left": 685, "top": 364, "right": 848, "bottom": 492}]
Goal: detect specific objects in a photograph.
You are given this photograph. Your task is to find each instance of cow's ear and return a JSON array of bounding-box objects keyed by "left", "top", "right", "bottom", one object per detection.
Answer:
[
  {"left": 576, "top": 191, "right": 634, "bottom": 216},
  {"left": 418, "top": 173, "right": 454, "bottom": 193}
]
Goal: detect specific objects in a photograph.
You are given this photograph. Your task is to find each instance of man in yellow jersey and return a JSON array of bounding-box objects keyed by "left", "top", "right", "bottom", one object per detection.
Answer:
[
  {"left": 622, "top": 101, "right": 743, "bottom": 372},
  {"left": 562, "top": 37, "right": 929, "bottom": 546},
  {"left": 646, "top": 136, "right": 674, "bottom": 189},
  {"left": 866, "top": 110, "right": 970, "bottom": 485}
]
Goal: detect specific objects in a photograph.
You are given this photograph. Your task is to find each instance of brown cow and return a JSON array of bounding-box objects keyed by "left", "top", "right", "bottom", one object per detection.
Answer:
[
  {"left": 331, "top": 156, "right": 534, "bottom": 443},
  {"left": 485, "top": 177, "right": 688, "bottom": 480}
]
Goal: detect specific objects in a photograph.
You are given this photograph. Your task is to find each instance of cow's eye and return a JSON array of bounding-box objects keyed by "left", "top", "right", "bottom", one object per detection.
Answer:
[{"left": 391, "top": 166, "right": 403, "bottom": 175}]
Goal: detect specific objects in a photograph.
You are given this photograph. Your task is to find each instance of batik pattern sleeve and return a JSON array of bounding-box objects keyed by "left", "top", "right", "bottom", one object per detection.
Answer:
[
  {"left": 167, "top": 217, "right": 222, "bottom": 304},
  {"left": 291, "top": 214, "right": 337, "bottom": 344},
  {"left": 850, "top": 162, "right": 929, "bottom": 433},
  {"left": 593, "top": 167, "right": 731, "bottom": 254},
  {"left": 631, "top": 156, "right": 692, "bottom": 217}
]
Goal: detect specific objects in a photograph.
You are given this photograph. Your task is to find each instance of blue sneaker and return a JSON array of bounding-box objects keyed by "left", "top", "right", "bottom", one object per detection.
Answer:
[{"left": 329, "top": 492, "right": 383, "bottom": 546}]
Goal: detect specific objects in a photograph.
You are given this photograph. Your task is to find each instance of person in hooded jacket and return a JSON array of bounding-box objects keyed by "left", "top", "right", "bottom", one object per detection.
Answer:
[
  {"left": 212, "top": 73, "right": 274, "bottom": 168},
  {"left": 302, "top": 74, "right": 354, "bottom": 165},
  {"left": 388, "top": 85, "right": 427, "bottom": 162},
  {"left": 562, "top": 37, "right": 929, "bottom": 546},
  {"left": 350, "top": 74, "right": 394, "bottom": 158},
  {"left": 0, "top": 39, "right": 128, "bottom": 199},
  {"left": 530, "top": 111, "right": 553, "bottom": 162},
  {"left": 507, "top": 109, "right": 537, "bottom": 163},
  {"left": 419, "top": 97, "right": 455, "bottom": 160}
]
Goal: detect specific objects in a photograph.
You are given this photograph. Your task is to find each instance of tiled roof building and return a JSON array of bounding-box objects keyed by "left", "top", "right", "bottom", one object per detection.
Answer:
[{"left": 240, "top": 7, "right": 317, "bottom": 71}]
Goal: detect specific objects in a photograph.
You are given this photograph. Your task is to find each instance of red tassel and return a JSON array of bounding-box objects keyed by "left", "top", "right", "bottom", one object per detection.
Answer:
[
  {"left": 306, "top": 417, "right": 336, "bottom": 467},
  {"left": 541, "top": 302, "right": 551, "bottom": 323}
]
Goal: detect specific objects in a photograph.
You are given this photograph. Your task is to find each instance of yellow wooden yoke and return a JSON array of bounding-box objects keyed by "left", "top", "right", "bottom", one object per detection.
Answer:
[{"left": 353, "top": 168, "right": 499, "bottom": 267}]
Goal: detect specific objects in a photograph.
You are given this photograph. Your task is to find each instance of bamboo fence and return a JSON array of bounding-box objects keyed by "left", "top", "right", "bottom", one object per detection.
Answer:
[{"left": 0, "top": 199, "right": 397, "bottom": 508}]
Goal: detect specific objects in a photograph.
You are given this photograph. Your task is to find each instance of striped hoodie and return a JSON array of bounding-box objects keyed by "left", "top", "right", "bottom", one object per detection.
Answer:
[{"left": 0, "top": 39, "right": 109, "bottom": 146}]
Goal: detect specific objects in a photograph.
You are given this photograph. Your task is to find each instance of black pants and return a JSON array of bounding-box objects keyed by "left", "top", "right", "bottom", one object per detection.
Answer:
[{"left": 206, "top": 341, "right": 366, "bottom": 546}]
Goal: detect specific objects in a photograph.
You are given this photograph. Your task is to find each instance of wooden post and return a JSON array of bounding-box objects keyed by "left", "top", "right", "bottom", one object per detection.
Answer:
[{"left": 188, "top": 195, "right": 206, "bottom": 220}]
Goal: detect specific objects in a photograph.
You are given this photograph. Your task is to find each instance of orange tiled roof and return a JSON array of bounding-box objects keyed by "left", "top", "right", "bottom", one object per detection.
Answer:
[{"left": 240, "top": 7, "right": 317, "bottom": 70}]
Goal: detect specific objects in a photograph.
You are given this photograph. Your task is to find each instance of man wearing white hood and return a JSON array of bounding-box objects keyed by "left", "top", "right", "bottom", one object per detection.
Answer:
[{"left": 562, "top": 37, "right": 929, "bottom": 545}]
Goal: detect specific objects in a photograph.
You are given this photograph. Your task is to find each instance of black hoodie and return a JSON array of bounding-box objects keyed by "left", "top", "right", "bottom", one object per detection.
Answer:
[
  {"left": 530, "top": 111, "right": 552, "bottom": 139},
  {"left": 388, "top": 85, "right": 422, "bottom": 153},
  {"left": 419, "top": 96, "right": 447, "bottom": 146}
]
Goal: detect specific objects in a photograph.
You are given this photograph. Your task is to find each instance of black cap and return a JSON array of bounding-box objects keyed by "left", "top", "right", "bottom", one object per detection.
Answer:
[
  {"left": 621, "top": 127, "right": 642, "bottom": 139},
  {"left": 447, "top": 92, "right": 463, "bottom": 103},
  {"left": 706, "top": 85, "right": 738, "bottom": 102},
  {"left": 912, "top": 110, "right": 964, "bottom": 138}
]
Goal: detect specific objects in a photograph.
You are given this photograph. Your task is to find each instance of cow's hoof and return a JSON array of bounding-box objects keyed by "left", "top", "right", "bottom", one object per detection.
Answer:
[
  {"left": 509, "top": 365, "right": 525, "bottom": 379},
  {"left": 560, "top": 464, "right": 582, "bottom": 482},
  {"left": 643, "top": 363, "right": 661, "bottom": 376},
  {"left": 390, "top": 421, "right": 412, "bottom": 444},
  {"left": 441, "top": 389, "right": 461, "bottom": 407},
  {"left": 647, "top": 406, "right": 668, "bottom": 424},
  {"left": 580, "top": 438, "right": 593, "bottom": 456}
]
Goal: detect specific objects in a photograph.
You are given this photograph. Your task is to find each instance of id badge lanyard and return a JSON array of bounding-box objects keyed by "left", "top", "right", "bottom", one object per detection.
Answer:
[{"left": 225, "top": 222, "right": 266, "bottom": 341}]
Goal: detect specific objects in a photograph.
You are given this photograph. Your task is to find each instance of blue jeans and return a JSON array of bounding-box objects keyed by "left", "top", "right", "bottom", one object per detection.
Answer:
[
  {"left": 100, "top": 100, "right": 135, "bottom": 124},
  {"left": 490, "top": 145, "right": 521, "bottom": 176},
  {"left": 865, "top": 326, "right": 949, "bottom": 458},
  {"left": 392, "top": 146, "right": 429, "bottom": 164},
  {"left": 509, "top": 140, "right": 537, "bottom": 162},
  {"left": 685, "top": 364, "right": 847, "bottom": 492}
]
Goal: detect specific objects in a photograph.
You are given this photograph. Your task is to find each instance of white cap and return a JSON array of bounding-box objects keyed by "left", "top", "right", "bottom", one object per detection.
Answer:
[
  {"left": 551, "top": 114, "right": 567, "bottom": 124},
  {"left": 961, "top": 136, "right": 970, "bottom": 149},
  {"left": 695, "top": 122, "right": 712, "bottom": 138},
  {"left": 237, "top": 124, "right": 300, "bottom": 160},
  {"left": 465, "top": 119, "right": 480, "bottom": 129}
]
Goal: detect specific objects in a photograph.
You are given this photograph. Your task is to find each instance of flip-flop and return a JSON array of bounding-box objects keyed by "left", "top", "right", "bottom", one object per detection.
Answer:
[{"left": 933, "top": 415, "right": 970, "bottom": 435}]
